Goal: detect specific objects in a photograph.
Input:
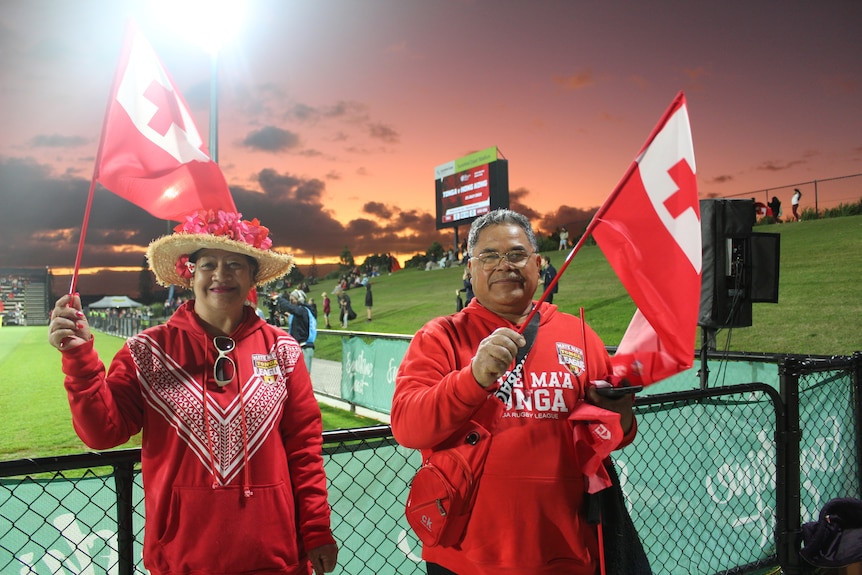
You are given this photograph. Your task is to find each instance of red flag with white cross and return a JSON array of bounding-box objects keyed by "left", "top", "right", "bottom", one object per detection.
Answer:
[
  {"left": 565, "top": 92, "right": 701, "bottom": 494},
  {"left": 95, "top": 23, "right": 236, "bottom": 221},
  {"left": 591, "top": 91, "right": 701, "bottom": 387}
]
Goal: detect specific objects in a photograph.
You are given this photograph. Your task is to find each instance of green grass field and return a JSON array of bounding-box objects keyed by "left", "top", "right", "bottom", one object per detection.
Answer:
[{"left": 1, "top": 215, "right": 860, "bottom": 460}]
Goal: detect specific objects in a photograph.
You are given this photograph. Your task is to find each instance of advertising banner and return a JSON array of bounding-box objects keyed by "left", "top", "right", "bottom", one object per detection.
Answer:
[{"left": 340, "top": 337, "right": 409, "bottom": 414}]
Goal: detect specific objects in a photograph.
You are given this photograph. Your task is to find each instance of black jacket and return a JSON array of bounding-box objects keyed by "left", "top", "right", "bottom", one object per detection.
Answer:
[{"left": 277, "top": 297, "right": 314, "bottom": 347}]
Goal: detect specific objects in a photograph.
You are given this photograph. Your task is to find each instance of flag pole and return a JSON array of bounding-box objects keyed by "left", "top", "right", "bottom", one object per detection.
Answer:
[{"left": 67, "top": 174, "right": 98, "bottom": 295}]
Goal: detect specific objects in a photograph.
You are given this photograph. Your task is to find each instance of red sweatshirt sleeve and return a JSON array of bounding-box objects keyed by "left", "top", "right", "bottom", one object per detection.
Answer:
[
  {"left": 391, "top": 318, "right": 492, "bottom": 450},
  {"left": 62, "top": 338, "right": 144, "bottom": 450}
]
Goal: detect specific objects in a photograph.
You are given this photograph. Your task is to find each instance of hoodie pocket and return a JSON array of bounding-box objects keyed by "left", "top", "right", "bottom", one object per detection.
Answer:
[{"left": 155, "top": 482, "right": 299, "bottom": 573}]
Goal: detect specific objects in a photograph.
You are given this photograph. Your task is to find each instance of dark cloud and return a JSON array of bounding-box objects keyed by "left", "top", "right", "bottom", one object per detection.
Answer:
[
  {"left": 509, "top": 187, "right": 597, "bottom": 236},
  {"left": 367, "top": 122, "right": 399, "bottom": 144},
  {"left": 552, "top": 69, "right": 597, "bottom": 91},
  {"left": 323, "top": 101, "right": 368, "bottom": 121},
  {"left": 363, "top": 201, "right": 393, "bottom": 219},
  {"left": 1, "top": 154, "right": 593, "bottom": 295},
  {"left": 242, "top": 126, "right": 301, "bottom": 152},
  {"left": 0, "top": 155, "right": 168, "bottom": 270},
  {"left": 288, "top": 103, "right": 318, "bottom": 122},
  {"left": 710, "top": 174, "right": 734, "bottom": 184},
  {"left": 345, "top": 218, "right": 378, "bottom": 237},
  {"left": 29, "top": 134, "right": 89, "bottom": 148},
  {"left": 298, "top": 149, "right": 324, "bottom": 158},
  {"left": 276, "top": 100, "right": 382, "bottom": 138},
  {"left": 756, "top": 159, "right": 806, "bottom": 172},
  {"left": 540, "top": 206, "right": 597, "bottom": 235}
]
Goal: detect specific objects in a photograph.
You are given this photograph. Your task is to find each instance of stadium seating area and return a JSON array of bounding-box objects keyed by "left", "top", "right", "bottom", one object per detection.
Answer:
[{"left": 0, "top": 270, "right": 50, "bottom": 326}]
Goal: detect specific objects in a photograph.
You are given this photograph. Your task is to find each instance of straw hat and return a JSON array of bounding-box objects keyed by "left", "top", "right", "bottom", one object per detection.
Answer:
[{"left": 147, "top": 209, "right": 294, "bottom": 288}]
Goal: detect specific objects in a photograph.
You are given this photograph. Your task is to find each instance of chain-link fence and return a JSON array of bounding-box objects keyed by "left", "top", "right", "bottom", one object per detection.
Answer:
[
  {"left": 724, "top": 172, "right": 862, "bottom": 219},
  {"left": 1, "top": 353, "right": 859, "bottom": 574}
]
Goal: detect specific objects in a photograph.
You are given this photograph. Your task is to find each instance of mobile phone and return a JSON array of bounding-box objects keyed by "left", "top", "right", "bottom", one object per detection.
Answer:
[{"left": 594, "top": 385, "right": 643, "bottom": 399}]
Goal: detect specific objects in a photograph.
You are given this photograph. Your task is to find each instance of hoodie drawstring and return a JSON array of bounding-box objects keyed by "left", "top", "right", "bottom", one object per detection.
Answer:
[
  {"left": 237, "top": 378, "right": 253, "bottom": 498},
  {"left": 203, "top": 330, "right": 219, "bottom": 490},
  {"left": 202, "top": 329, "right": 253, "bottom": 497}
]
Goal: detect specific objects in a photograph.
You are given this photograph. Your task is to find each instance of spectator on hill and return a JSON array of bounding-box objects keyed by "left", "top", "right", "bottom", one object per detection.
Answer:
[
  {"left": 335, "top": 287, "right": 356, "bottom": 328},
  {"left": 322, "top": 291, "right": 332, "bottom": 328},
  {"left": 277, "top": 289, "right": 317, "bottom": 371},
  {"left": 792, "top": 188, "right": 802, "bottom": 221},
  {"left": 540, "top": 255, "right": 559, "bottom": 304},
  {"left": 364, "top": 281, "right": 373, "bottom": 322},
  {"left": 769, "top": 196, "right": 782, "bottom": 223},
  {"left": 48, "top": 209, "right": 338, "bottom": 575},
  {"left": 559, "top": 226, "right": 570, "bottom": 250},
  {"left": 458, "top": 268, "right": 475, "bottom": 308}
]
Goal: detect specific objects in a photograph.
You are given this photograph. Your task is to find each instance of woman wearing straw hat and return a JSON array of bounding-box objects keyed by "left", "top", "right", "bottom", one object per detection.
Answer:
[{"left": 48, "top": 210, "right": 338, "bottom": 575}]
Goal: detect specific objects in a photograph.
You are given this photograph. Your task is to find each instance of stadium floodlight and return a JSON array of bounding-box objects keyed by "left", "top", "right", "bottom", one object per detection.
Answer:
[{"left": 155, "top": 0, "right": 248, "bottom": 162}]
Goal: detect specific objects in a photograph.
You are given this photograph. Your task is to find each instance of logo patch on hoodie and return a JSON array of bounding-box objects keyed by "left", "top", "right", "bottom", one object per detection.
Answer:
[
  {"left": 252, "top": 353, "right": 282, "bottom": 384},
  {"left": 556, "top": 342, "right": 585, "bottom": 376}
]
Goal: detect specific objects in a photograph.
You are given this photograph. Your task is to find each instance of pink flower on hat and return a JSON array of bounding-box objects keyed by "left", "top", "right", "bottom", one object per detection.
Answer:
[
  {"left": 148, "top": 209, "right": 294, "bottom": 288},
  {"left": 173, "top": 209, "right": 273, "bottom": 250}
]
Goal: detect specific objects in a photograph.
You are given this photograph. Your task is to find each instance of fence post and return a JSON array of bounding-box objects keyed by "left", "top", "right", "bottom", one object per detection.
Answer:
[
  {"left": 814, "top": 180, "right": 819, "bottom": 218},
  {"left": 776, "top": 356, "right": 802, "bottom": 574},
  {"left": 854, "top": 352, "right": 862, "bottom": 498},
  {"left": 114, "top": 461, "right": 135, "bottom": 575}
]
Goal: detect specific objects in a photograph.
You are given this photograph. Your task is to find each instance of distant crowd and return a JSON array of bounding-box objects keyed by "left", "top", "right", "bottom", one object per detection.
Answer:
[
  {"left": 87, "top": 306, "right": 153, "bottom": 334},
  {"left": 0, "top": 274, "right": 31, "bottom": 325},
  {"left": 424, "top": 241, "right": 470, "bottom": 271}
]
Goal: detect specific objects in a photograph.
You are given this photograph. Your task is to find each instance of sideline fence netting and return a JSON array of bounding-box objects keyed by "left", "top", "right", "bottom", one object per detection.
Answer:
[{"left": 1, "top": 354, "right": 859, "bottom": 575}]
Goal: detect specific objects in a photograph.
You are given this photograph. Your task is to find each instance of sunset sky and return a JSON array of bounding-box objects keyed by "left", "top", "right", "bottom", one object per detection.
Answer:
[{"left": 1, "top": 0, "right": 860, "bottom": 295}]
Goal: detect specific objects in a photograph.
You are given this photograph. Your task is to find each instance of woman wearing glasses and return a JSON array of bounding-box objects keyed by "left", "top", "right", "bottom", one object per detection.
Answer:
[{"left": 48, "top": 210, "right": 338, "bottom": 575}]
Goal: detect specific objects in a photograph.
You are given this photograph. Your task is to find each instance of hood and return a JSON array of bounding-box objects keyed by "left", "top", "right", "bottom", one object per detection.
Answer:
[{"left": 168, "top": 301, "right": 266, "bottom": 340}]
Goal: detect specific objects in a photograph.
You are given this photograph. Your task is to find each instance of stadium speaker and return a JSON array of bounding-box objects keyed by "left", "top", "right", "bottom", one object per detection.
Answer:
[
  {"left": 750, "top": 233, "right": 780, "bottom": 303},
  {"left": 698, "top": 199, "right": 756, "bottom": 329}
]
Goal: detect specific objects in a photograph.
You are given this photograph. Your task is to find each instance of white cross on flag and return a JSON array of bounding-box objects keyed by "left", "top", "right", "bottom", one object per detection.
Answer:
[{"left": 95, "top": 23, "right": 236, "bottom": 221}]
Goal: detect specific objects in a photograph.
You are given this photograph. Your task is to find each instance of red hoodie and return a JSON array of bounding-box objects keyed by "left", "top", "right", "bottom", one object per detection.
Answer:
[
  {"left": 391, "top": 300, "right": 636, "bottom": 575},
  {"left": 62, "top": 302, "right": 335, "bottom": 575}
]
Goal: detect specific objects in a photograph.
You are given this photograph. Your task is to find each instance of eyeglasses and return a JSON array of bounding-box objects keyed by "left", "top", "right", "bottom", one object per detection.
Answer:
[
  {"left": 213, "top": 336, "right": 236, "bottom": 387},
  {"left": 472, "top": 250, "right": 534, "bottom": 271}
]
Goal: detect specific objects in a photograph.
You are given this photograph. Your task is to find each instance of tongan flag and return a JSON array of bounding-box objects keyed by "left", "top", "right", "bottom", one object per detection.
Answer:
[
  {"left": 593, "top": 91, "right": 701, "bottom": 387},
  {"left": 570, "top": 92, "right": 700, "bottom": 493},
  {"left": 95, "top": 23, "right": 236, "bottom": 221}
]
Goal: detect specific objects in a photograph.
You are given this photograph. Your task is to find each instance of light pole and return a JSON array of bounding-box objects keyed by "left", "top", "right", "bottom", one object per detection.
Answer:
[
  {"left": 157, "top": 0, "right": 247, "bottom": 163},
  {"left": 209, "top": 50, "right": 219, "bottom": 162}
]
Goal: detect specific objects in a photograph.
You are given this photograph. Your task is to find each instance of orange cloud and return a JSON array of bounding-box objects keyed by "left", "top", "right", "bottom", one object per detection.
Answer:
[{"left": 552, "top": 70, "right": 597, "bottom": 91}]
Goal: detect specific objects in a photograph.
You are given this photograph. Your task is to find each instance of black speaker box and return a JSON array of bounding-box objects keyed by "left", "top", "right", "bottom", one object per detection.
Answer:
[
  {"left": 699, "top": 199, "right": 781, "bottom": 330},
  {"left": 699, "top": 199, "right": 756, "bottom": 329},
  {"left": 750, "top": 233, "right": 780, "bottom": 303}
]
